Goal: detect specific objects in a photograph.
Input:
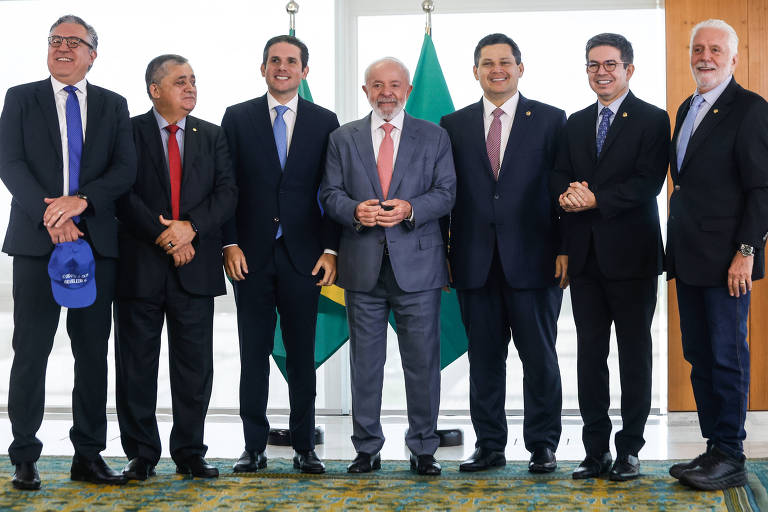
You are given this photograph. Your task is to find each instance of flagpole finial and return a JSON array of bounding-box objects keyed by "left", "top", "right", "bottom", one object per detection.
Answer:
[
  {"left": 422, "top": 0, "right": 434, "bottom": 36},
  {"left": 286, "top": 1, "right": 299, "bottom": 32}
]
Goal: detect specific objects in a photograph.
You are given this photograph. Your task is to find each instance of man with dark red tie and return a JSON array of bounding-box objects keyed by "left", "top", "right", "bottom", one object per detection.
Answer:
[
  {"left": 0, "top": 15, "right": 136, "bottom": 490},
  {"left": 113, "top": 54, "right": 236, "bottom": 480}
]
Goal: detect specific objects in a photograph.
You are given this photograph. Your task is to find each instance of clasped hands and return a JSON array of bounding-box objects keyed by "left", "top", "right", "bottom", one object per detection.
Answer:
[
  {"left": 43, "top": 195, "right": 88, "bottom": 244},
  {"left": 355, "top": 199, "right": 412, "bottom": 228},
  {"left": 559, "top": 181, "right": 597, "bottom": 212},
  {"left": 155, "top": 215, "right": 196, "bottom": 267}
]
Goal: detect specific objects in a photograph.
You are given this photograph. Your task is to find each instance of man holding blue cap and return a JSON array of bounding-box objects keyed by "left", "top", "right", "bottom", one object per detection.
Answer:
[{"left": 0, "top": 15, "right": 136, "bottom": 490}]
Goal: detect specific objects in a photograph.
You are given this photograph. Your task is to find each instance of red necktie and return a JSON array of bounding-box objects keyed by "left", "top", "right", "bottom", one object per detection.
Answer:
[
  {"left": 165, "top": 125, "right": 182, "bottom": 219},
  {"left": 486, "top": 107, "right": 504, "bottom": 180},
  {"left": 377, "top": 123, "right": 394, "bottom": 199}
]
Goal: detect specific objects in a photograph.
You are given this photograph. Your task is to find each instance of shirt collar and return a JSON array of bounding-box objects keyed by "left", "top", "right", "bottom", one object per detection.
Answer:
[
  {"left": 697, "top": 74, "right": 732, "bottom": 106},
  {"left": 371, "top": 107, "right": 405, "bottom": 132},
  {"left": 267, "top": 91, "right": 299, "bottom": 113},
  {"left": 50, "top": 75, "right": 88, "bottom": 97},
  {"left": 152, "top": 107, "right": 187, "bottom": 132},
  {"left": 597, "top": 88, "right": 630, "bottom": 116},
  {"left": 482, "top": 91, "right": 519, "bottom": 119}
]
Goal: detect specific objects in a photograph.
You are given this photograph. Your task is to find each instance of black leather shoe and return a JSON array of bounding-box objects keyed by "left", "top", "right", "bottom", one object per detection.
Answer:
[
  {"left": 679, "top": 447, "right": 747, "bottom": 490},
  {"left": 175, "top": 456, "right": 219, "bottom": 478},
  {"left": 233, "top": 450, "right": 267, "bottom": 473},
  {"left": 459, "top": 447, "right": 506, "bottom": 472},
  {"left": 410, "top": 453, "right": 441, "bottom": 476},
  {"left": 71, "top": 455, "right": 128, "bottom": 485},
  {"left": 12, "top": 462, "right": 40, "bottom": 490},
  {"left": 347, "top": 452, "right": 381, "bottom": 473},
  {"left": 293, "top": 450, "right": 325, "bottom": 474},
  {"left": 609, "top": 454, "right": 640, "bottom": 481},
  {"left": 572, "top": 452, "right": 612, "bottom": 480},
  {"left": 669, "top": 451, "right": 710, "bottom": 479},
  {"left": 122, "top": 457, "right": 156, "bottom": 481},
  {"left": 529, "top": 447, "right": 557, "bottom": 473}
]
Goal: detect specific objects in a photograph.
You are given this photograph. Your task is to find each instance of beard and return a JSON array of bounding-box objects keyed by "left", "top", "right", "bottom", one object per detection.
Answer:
[{"left": 370, "top": 98, "right": 404, "bottom": 121}]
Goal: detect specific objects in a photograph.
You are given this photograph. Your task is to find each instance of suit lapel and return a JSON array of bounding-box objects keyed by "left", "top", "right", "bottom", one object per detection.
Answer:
[
  {"left": 498, "top": 95, "right": 532, "bottom": 181},
  {"left": 137, "top": 110, "right": 172, "bottom": 205},
  {"left": 248, "top": 96, "right": 283, "bottom": 178},
  {"left": 352, "top": 115, "right": 383, "bottom": 198},
  {"left": 388, "top": 113, "right": 417, "bottom": 198},
  {"left": 670, "top": 97, "right": 690, "bottom": 175},
  {"left": 284, "top": 97, "right": 308, "bottom": 179},
  {"left": 577, "top": 103, "right": 599, "bottom": 177},
  {"left": 467, "top": 100, "right": 495, "bottom": 179},
  {"left": 597, "top": 91, "right": 634, "bottom": 164},
  {"left": 82, "top": 82, "right": 104, "bottom": 178},
  {"left": 35, "top": 80, "right": 62, "bottom": 164},
  {"left": 182, "top": 116, "right": 199, "bottom": 196}
]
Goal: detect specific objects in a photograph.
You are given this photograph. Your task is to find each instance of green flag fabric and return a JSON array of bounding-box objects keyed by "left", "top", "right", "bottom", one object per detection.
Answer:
[{"left": 402, "top": 33, "right": 468, "bottom": 370}]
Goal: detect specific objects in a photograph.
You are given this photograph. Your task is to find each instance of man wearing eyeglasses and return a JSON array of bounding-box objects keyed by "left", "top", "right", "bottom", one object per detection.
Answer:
[
  {"left": 551, "top": 33, "right": 669, "bottom": 482},
  {"left": 666, "top": 19, "right": 768, "bottom": 491},
  {"left": 0, "top": 15, "right": 136, "bottom": 489}
]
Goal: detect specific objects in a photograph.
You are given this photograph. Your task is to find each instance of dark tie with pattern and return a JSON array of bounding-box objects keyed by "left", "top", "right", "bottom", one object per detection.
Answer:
[
  {"left": 486, "top": 107, "right": 503, "bottom": 180},
  {"left": 596, "top": 106, "right": 612, "bottom": 156}
]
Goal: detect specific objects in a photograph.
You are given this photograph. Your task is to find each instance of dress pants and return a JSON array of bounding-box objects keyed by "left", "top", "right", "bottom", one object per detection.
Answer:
[
  {"left": 345, "top": 255, "right": 442, "bottom": 457},
  {"left": 233, "top": 237, "right": 320, "bottom": 453},
  {"left": 458, "top": 247, "right": 563, "bottom": 453},
  {"left": 114, "top": 262, "right": 214, "bottom": 464},
  {"left": 570, "top": 245, "right": 656, "bottom": 457},
  {"left": 8, "top": 253, "right": 116, "bottom": 464},
  {"left": 676, "top": 280, "right": 750, "bottom": 457}
]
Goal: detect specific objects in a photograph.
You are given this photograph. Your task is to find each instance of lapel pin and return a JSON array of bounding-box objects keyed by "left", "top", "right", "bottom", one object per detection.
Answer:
[
  {"left": 713, "top": 109, "right": 719, "bottom": 114},
  {"left": 525, "top": 111, "right": 531, "bottom": 116},
  {"left": 192, "top": 127, "right": 198, "bottom": 132},
  {"left": 622, "top": 112, "right": 628, "bottom": 118}
]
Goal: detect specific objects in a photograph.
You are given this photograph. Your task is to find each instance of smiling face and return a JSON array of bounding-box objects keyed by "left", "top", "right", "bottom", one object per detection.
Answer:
[
  {"left": 47, "top": 22, "right": 96, "bottom": 85},
  {"left": 690, "top": 27, "right": 737, "bottom": 93},
  {"left": 150, "top": 62, "right": 197, "bottom": 123},
  {"left": 261, "top": 41, "right": 308, "bottom": 103},
  {"left": 362, "top": 60, "right": 412, "bottom": 121},
  {"left": 473, "top": 43, "right": 523, "bottom": 106},
  {"left": 587, "top": 44, "right": 634, "bottom": 105}
]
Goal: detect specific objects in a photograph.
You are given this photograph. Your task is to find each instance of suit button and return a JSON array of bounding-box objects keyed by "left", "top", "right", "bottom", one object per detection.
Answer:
[
  {"left": 494, "top": 193, "right": 500, "bottom": 199},
  {"left": 273, "top": 217, "right": 279, "bottom": 223},
  {"left": 674, "top": 185, "right": 681, "bottom": 191}
]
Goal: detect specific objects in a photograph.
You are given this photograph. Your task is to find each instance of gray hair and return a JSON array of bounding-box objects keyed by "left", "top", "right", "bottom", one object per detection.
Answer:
[
  {"left": 145, "top": 54, "right": 189, "bottom": 98},
  {"left": 50, "top": 14, "right": 98, "bottom": 50},
  {"left": 690, "top": 19, "right": 738, "bottom": 56},
  {"left": 364, "top": 57, "right": 411, "bottom": 85}
]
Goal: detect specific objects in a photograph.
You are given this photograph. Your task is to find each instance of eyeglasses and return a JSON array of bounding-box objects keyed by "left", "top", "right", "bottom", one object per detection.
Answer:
[
  {"left": 586, "top": 60, "right": 627, "bottom": 73},
  {"left": 48, "top": 35, "right": 94, "bottom": 50}
]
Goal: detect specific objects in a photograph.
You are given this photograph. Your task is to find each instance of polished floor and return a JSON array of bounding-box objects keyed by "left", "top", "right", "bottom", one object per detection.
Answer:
[{"left": 1, "top": 411, "right": 767, "bottom": 464}]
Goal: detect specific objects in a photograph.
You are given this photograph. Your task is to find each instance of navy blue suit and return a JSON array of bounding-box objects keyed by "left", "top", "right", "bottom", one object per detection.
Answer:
[
  {"left": 440, "top": 96, "right": 565, "bottom": 453},
  {"left": 668, "top": 79, "right": 768, "bottom": 457},
  {"left": 221, "top": 95, "right": 340, "bottom": 453}
]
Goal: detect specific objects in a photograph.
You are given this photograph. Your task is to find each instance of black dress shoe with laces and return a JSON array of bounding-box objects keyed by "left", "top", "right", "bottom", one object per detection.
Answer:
[
  {"left": 233, "top": 450, "right": 267, "bottom": 473},
  {"left": 609, "top": 454, "right": 640, "bottom": 481},
  {"left": 459, "top": 447, "right": 506, "bottom": 472},
  {"left": 347, "top": 452, "right": 381, "bottom": 473},
  {"left": 529, "top": 447, "right": 557, "bottom": 473},
  {"left": 410, "top": 453, "right": 441, "bottom": 476},
  {"left": 122, "top": 457, "right": 156, "bottom": 481},
  {"left": 572, "top": 452, "right": 612, "bottom": 480},
  {"left": 293, "top": 450, "right": 325, "bottom": 474},
  {"left": 12, "top": 462, "right": 40, "bottom": 490},
  {"left": 679, "top": 446, "right": 747, "bottom": 490},
  {"left": 175, "top": 455, "right": 219, "bottom": 478},
  {"left": 71, "top": 454, "right": 128, "bottom": 485},
  {"left": 669, "top": 451, "right": 710, "bottom": 479}
]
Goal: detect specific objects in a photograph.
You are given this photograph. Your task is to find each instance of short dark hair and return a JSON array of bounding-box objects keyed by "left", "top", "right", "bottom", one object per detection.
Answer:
[
  {"left": 50, "top": 14, "right": 98, "bottom": 50},
  {"left": 585, "top": 33, "right": 634, "bottom": 65},
  {"left": 145, "top": 54, "right": 188, "bottom": 98},
  {"left": 262, "top": 35, "right": 309, "bottom": 70},
  {"left": 474, "top": 33, "right": 522, "bottom": 66}
]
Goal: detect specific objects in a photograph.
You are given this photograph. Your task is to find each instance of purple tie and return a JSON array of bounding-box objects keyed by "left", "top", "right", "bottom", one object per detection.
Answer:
[{"left": 486, "top": 108, "right": 503, "bottom": 180}]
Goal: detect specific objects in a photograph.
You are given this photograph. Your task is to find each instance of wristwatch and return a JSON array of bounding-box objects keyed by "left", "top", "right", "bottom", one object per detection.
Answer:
[{"left": 739, "top": 243, "right": 755, "bottom": 257}]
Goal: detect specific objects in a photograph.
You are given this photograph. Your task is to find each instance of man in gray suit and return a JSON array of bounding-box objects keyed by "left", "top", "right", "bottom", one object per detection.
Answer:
[{"left": 320, "top": 57, "right": 456, "bottom": 476}]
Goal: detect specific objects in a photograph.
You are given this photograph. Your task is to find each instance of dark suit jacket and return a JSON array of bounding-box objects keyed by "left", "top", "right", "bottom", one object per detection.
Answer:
[
  {"left": 551, "top": 90, "right": 669, "bottom": 280},
  {"left": 667, "top": 79, "right": 768, "bottom": 286},
  {"left": 116, "top": 110, "right": 237, "bottom": 298},
  {"left": 0, "top": 78, "right": 136, "bottom": 258},
  {"left": 221, "top": 95, "right": 340, "bottom": 275},
  {"left": 320, "top": 112, "right": 456, "bottom": 293},
  {"left": 440, "top": 95, "right": 566, "bottom": 290}
]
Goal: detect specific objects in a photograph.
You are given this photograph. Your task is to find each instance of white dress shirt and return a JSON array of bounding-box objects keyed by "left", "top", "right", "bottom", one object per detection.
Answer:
[
  {"left": 594, "top": 88, "right": 630, "bottom": 134},
  {"left": 482, "top": 92, "right": 519, "bottom": 176},
  {"left": 51, "top": 75, "right": 87, "bottom": 196},
  {"left": 370, "top": 107, "right": 405, "bottom": 165},
  {"left": 267, "top": 92, "right": 299, "bottom": 153}
]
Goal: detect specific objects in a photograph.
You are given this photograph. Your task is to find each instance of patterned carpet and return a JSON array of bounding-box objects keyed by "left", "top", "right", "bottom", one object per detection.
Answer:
[{"left": 1, "top": 456, "right": 767, "bottom": 511}]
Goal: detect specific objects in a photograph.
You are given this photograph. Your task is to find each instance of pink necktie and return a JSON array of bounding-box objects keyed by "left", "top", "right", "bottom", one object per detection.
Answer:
[
  {"left": 377, "top": 123, "right": 394, "bottom": 198},
  {"left": 486, "top": 108, "right": 504, "bottom": 180}
]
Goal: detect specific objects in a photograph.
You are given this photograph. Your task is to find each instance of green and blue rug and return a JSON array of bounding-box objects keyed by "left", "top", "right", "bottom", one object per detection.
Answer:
[{"left": 1, "top": 457, "right": 766, "bottom": 510}]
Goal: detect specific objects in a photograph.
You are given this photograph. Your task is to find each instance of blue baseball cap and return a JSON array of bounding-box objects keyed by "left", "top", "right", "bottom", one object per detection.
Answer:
[{"left": 48, "top": 238, "right": 96, "bottom": 308}]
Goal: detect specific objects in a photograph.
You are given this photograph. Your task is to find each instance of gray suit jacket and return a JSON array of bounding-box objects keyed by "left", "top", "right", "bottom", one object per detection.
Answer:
[{"left": 320, "top": 112, "right": 456, "bottom": 293}]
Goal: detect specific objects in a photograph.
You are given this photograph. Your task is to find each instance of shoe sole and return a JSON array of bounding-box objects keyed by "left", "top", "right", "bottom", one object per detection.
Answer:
[
  {"left": 70, "top": 472, "right": 128, "bottom": 485},
  {"left": 293, "top": 461, "right": 325, "bottom": 474},
  {"left": 680, "top": 471, "right": 747, "bottom": 490},
  {"left": 410, "top": 461, "right": 441, "bottom": 476},
  {"left": 529, "top": 464, "right": 557, "bottom": 474},
  {"left": 459, "top": 460, "right": 506, "bottom": 472},
  {"left": 233, "top": 462, "right": 267, "bottom": 473},
  {"left": 175, "top": 467, "right": 219, "bottom": 478},
  {"left": 572, "top": 467, "right": 611, "bottom": 480},
  {"left": 12, "top": 480, "right": 41, "bottom": 491},
  {"left": 609, "top": 472, "right": 640, "bottom": 482},
  {"left": 347, "top": 459, "right": 382, "bottom": 473}
]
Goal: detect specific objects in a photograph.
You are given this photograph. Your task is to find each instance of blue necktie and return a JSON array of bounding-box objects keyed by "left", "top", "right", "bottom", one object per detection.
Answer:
[
  {"left": 596, "top": 106, "right": 612, "bottom": 156},
  {"left": 64, "top": 85, "right": 83, "bottom": 223},
  {"left": 273, "top": 105, "right": 288, "bottom": 238},
  {"left": 676, "top": 94, "right": 705, "bottom": 172}
]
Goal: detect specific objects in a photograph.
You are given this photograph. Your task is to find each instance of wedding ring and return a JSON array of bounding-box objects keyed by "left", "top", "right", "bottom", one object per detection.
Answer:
[{"left": 167, "top": 242, "right": 174, "bottom": 248}]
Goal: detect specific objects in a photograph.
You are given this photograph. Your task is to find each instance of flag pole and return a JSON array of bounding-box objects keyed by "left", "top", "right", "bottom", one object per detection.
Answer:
[
  {"left": 286, "top": 1, "right": 298, "bottom": 36},
  {"left": 422, "top": 0, "right": 433, "bottom": 35}
]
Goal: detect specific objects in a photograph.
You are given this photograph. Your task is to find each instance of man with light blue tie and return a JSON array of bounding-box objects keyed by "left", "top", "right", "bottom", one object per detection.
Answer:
[
  {"left": 221, "top": 35, "right": 340, "bottom": 474},
  {"left": 0, "top": 15, "right": 136, "bottom": 490},
  {"left": 666, "top": 19, "right": 768, "bottom": 491},
  {"left": 551, "top": 33, "right": 669, "bottom": 482}
]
